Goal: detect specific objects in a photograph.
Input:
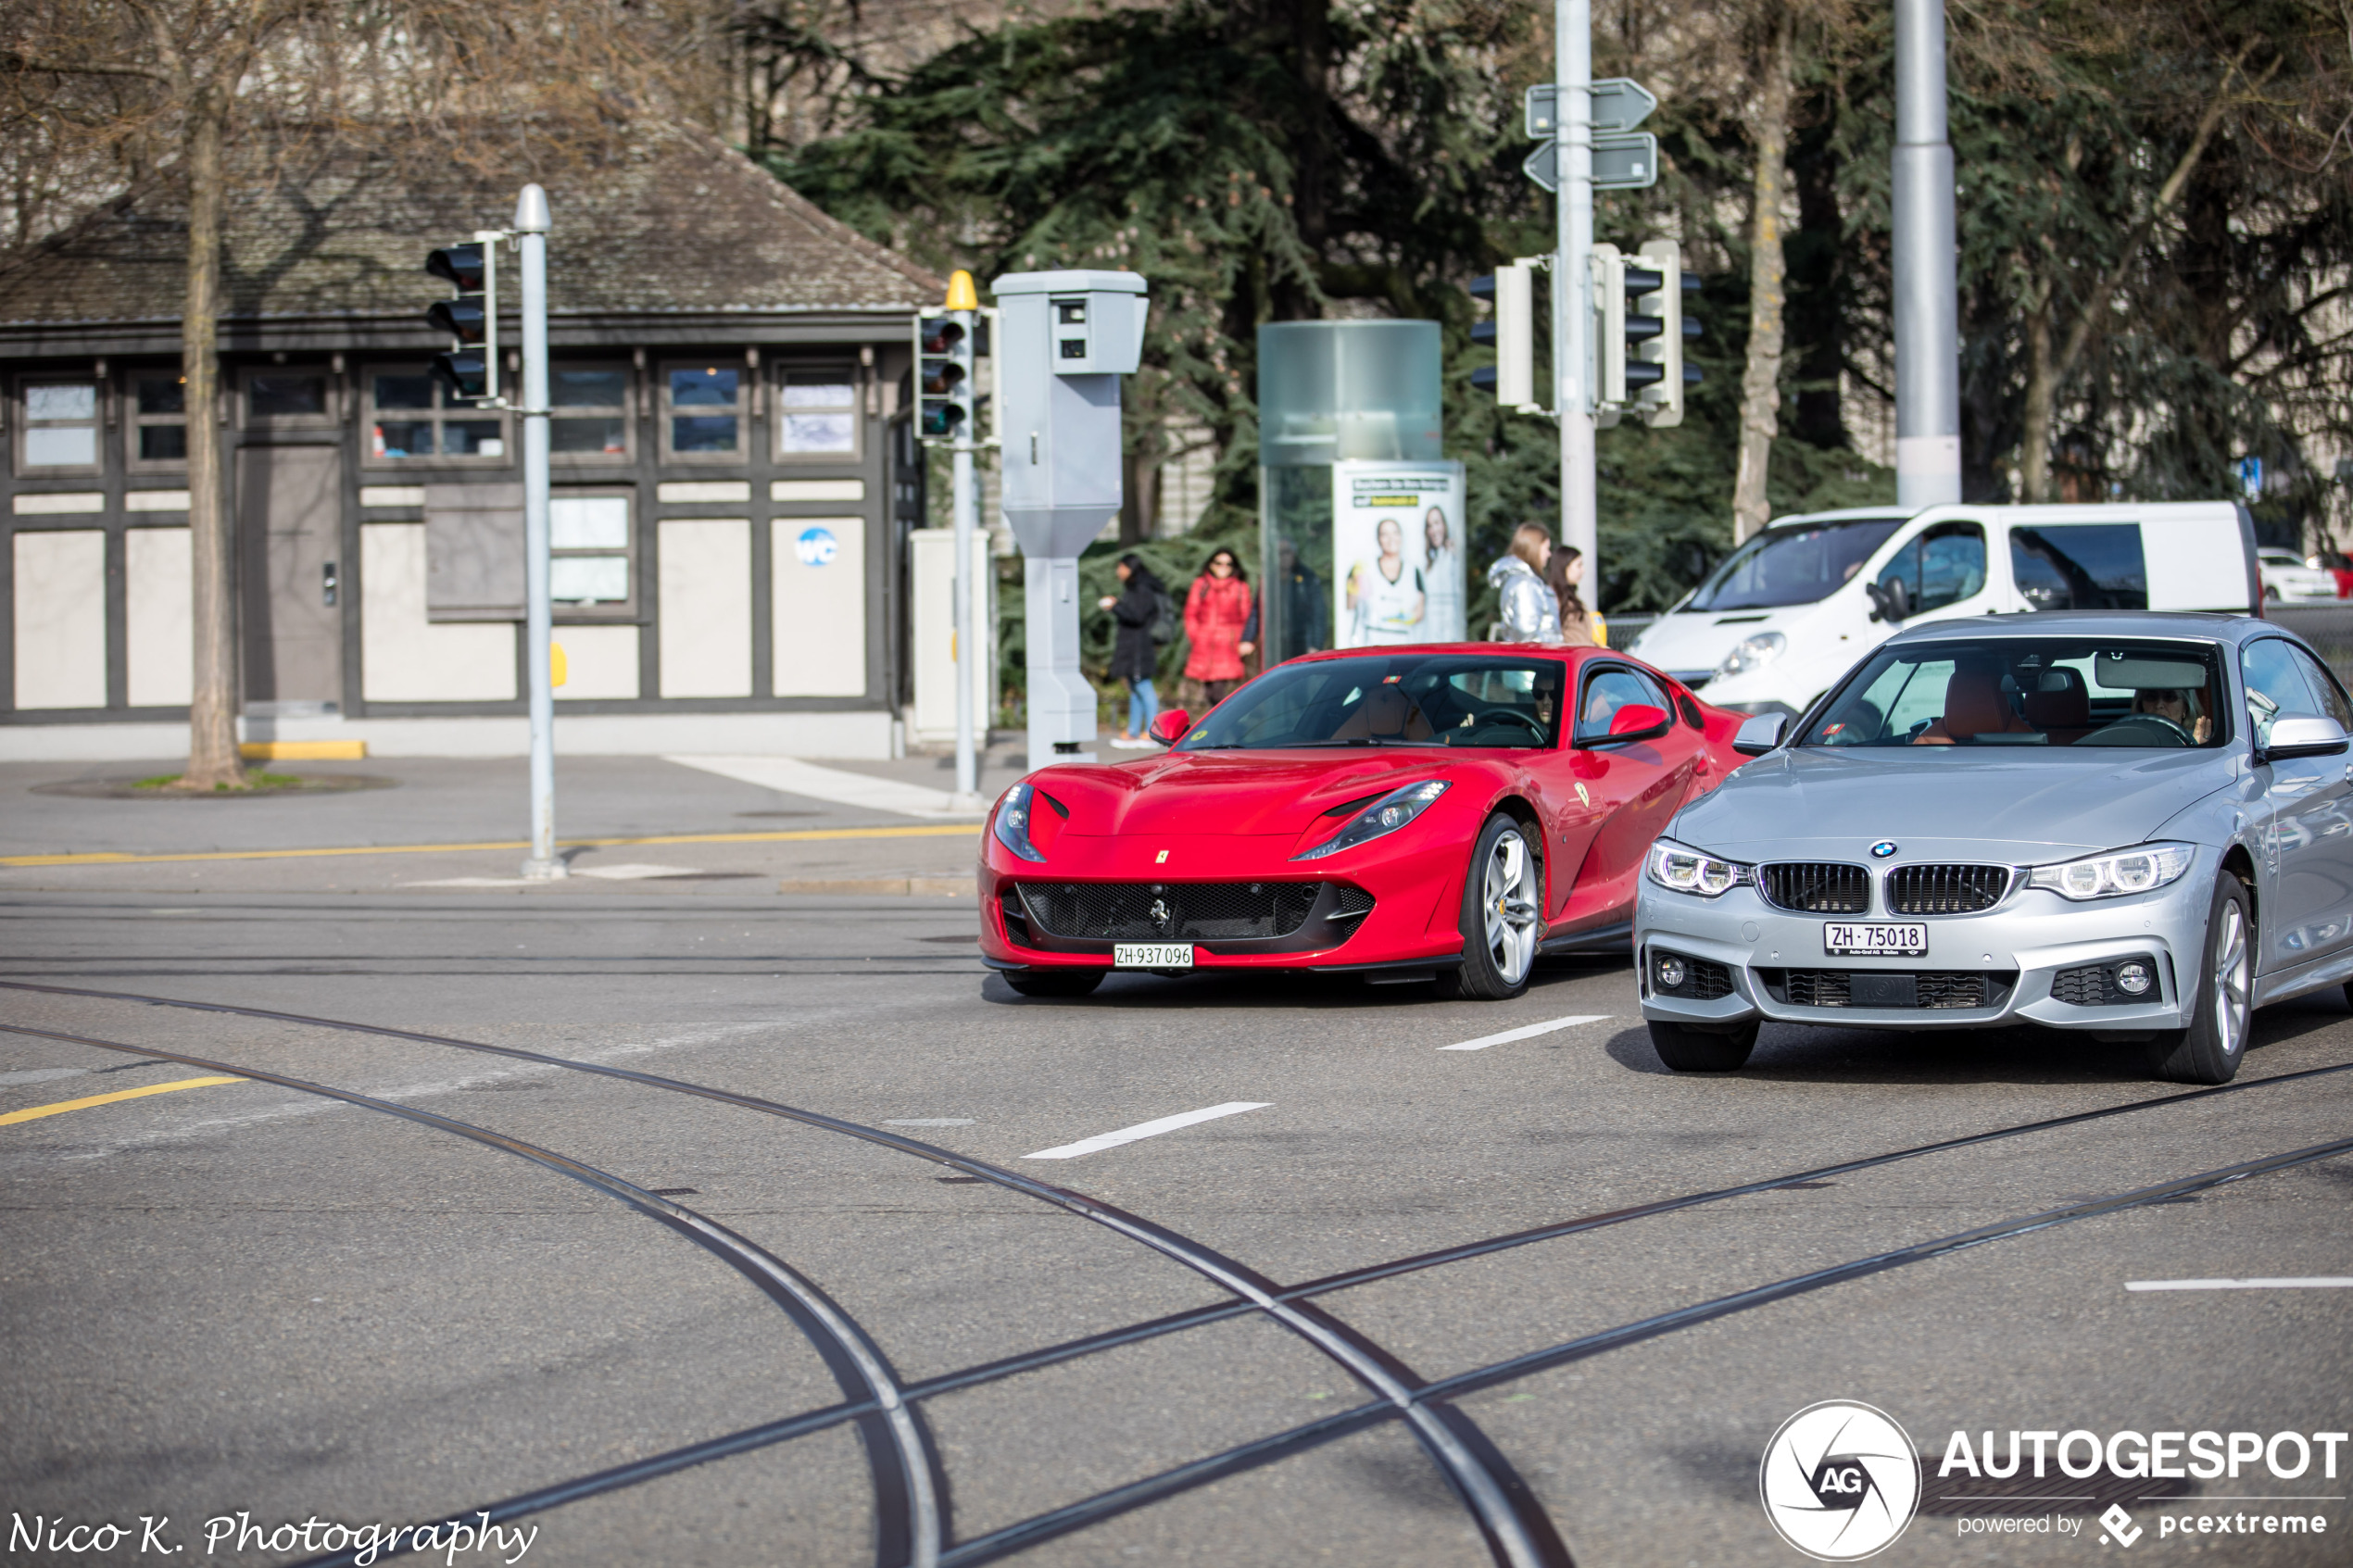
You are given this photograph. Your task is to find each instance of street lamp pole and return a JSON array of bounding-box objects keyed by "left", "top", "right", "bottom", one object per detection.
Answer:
[
  {"left": 1893, "top": 0, "right": 1961, "bottom": 508},
  {"left": 515, "top": 183, "right": 562, "bottom": 880},
  {"left": 1556, "top": 0, "right": 1596, "bottom": 574}
]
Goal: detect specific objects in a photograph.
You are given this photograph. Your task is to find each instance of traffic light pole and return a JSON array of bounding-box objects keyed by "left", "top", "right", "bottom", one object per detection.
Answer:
[
  {"left": 1893, "top": 0, "right": 1961, "bottom": 507},
  {"left": 1555, "top": 0, "right": 1597, "bottom": 576},
  {"left": 950, "top": 332, "right": 982, "bottom": 811},
  {"left": 515, "top": 184, "right": 563, "bottom": 880}
]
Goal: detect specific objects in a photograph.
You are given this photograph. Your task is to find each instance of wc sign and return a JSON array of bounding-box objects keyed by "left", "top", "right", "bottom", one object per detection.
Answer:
[{"left": 796, "top": 526, "right": 839, "bottom": 567}]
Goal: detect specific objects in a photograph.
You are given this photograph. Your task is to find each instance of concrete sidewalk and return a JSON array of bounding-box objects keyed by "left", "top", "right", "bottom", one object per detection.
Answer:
[{"left": 0, "top": 746, "right": 1044, "bottom": 897}]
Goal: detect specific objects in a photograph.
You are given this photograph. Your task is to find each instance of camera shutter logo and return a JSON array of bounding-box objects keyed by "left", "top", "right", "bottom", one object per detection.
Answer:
[
  {"left": 796, "top": 526, "right": 839, "bottom": 567},
  {"left": 1759, "top": 1400, "right": 1921, "bottom": 1561}
]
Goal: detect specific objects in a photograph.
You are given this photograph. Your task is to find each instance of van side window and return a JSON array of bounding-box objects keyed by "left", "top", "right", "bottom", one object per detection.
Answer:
[
  {"left": 1876, "top": 521, "right": 1986, "bottom": 614},
  {"left": 2010, "top": 524, "right": 2147, "bottom": 611}
]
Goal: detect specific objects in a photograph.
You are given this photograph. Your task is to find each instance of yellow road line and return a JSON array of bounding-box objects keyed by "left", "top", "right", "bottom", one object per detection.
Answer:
[
  {"left": 0, "top": 823, "right": 981, "bottom": 870},
  {"left": 0, "top": 1075, "right": 245, "bottom": 1126}
]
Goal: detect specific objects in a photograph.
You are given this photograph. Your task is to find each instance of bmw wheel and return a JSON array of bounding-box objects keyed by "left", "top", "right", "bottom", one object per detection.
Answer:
[
  {"left": 1438, "top": 812, "right": 1542, "bottom": 1000},
  {"left": 2147, "top": 872, "right": 2251, "bottom": 1085}
]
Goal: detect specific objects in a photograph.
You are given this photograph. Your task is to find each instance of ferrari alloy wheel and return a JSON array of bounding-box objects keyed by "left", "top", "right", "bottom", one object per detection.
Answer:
[
  {"left": 1000, "top": 969, "right": 1106, "bottom": 998},
  {"left": 2148, "top": 873, "right": 2251, "bottom": 1084},
  {"left": 1440, "top": 813, "right": 1542, "bottom": 1000}
]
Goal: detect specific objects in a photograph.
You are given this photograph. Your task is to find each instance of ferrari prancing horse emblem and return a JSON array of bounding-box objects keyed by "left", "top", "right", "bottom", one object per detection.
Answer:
[{"left": 1575, "top": 783, "right": 1591, "bottom": 807}]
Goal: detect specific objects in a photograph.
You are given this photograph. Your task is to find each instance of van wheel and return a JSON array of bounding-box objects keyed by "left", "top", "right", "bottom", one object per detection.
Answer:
[
  {"left": 1648, "top": 1018, "right": 1758, "bottom": 1072},
  {"left": 2146, "top": 874, "right": 2252, "bottom": 1084},
  {"left": 1001, "top": 969, "right": 1105, "bottom": 998},
  {"left": 1433, "top": 814, "right": 1542, "bottom": 1000}
]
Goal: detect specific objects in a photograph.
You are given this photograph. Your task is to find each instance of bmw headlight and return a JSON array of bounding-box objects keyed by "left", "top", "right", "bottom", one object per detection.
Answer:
[
  {"left": 1714, "top": 632, "right": 1786, "bottom": 682},
  {"left": 2027, "top": 843, "right": 2194, "bottom": 900},
  {"left": 992, "top": 782, "right": 1048, "bottom": 862},
  {"left": 1294, "top": 779, "right": 1449, "bottom": 861},
  {"left": 1645, "top": 838, "right": 1753, "bottom": 897}
]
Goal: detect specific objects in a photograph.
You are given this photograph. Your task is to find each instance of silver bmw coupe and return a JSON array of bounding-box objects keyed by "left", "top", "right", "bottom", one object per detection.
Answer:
[{"left": 1636, "top": 611, "right": 2353, "bottom": 1084}]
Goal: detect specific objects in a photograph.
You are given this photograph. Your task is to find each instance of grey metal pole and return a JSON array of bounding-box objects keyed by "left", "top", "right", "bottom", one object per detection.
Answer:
[
  {"left": 1557, "top": 0, "right": 1597, "bottom": 571},
  {"left": 515, "top": 184, "right": 562, "bottom": 879},
  {"left": 949, "top": 315, "right": 982, "bottom": 809},
  {"left": 1893, "top": 0, "right": 1961, "bottom": 508}
]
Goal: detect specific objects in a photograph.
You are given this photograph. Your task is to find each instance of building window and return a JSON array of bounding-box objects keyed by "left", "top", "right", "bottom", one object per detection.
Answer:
[
  {"left": 245, "top": 369, "right": 334, "bottom": 426},
  {"left": 551, "top": 366, "right": 631, "bottom": 459},
  {"left": 662, "top": 363, "right": 742, "bottom": 459},
  {"left": 366, "top": 368, "right": 507, "bottom": 463},
  {"left": 549, "top": 491, "right": 635, "bottom": 617},
  {"left": 776, "top": 368, "right": 860, "bottom": 460},
  {"left": 128, "top": 373, "right": 188, "bottom": 467},
  {"left": 19, "top": 379, "right": 99, "bottom": 470}
]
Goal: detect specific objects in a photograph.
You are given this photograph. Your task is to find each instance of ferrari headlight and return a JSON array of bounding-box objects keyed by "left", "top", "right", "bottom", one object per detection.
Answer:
[
  {"left": 1645, "top": 838, "right": 1752, "bottom": 897},
  {"left": 1293, "top": 779, "right": 1449, "bottom": 861},
  {"left": 2027, "top": 843, "right": 2194, "bottom": 900},
  {"left": 992, "top": 782, "right": 1048, "bottom": 863},
  {"left": 1713, "top": 632, "right": 1786, "bottom": 682}
]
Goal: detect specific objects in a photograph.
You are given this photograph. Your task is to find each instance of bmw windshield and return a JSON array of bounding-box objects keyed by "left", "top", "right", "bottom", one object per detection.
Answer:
[
  {"left": 1686, "top": 517, "right": 1905, "bottom": 610},
  {"left": 1801, "top": 638, "right": 2232, "bottom": 750},
  {"left": 1176, "top": 655, "right": 1566, "bottom": 750}
]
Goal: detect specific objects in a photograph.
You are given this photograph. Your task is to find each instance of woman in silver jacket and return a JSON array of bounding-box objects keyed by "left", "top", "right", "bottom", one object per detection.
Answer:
[{"left": 1487, "top": 522, "right": 1563, "bottom": 643}]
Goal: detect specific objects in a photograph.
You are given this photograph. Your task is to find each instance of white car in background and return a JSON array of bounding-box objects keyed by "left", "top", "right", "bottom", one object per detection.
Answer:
[
  {"left": 2257, "top": 547, "right": 2339, "bottom": 602},
  {"left": 1624, "top": 502, "right": 2262, "bottom": 719}
]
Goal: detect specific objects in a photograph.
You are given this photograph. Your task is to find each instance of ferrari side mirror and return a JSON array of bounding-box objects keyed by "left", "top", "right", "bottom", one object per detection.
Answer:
[
  {"left": 1578, "top": 703, "right": 1671, "bottom": 746},
  {"left": 1148, "top": 709, "right": 1192, "bottom": 745}
]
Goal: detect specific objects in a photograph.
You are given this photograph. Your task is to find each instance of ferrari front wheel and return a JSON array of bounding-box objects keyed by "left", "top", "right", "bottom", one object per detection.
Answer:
[{"left": 1438, "top": 813, "right": 1542, "bottom": 1000}]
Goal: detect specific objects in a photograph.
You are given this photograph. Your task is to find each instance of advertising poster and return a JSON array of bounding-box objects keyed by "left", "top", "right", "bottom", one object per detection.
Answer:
[{"left": 1331, "top": 459, "right": 1466, "bottom": 646}]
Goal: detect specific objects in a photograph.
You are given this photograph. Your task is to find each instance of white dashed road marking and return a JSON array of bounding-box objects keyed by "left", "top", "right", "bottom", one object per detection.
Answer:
[
  {"left": 2125, "top": 1277, "right": 2353, "bottom": 1291},
  {"left": 1024, "top": 1102, "right": 1271, "bottom": 1160},
  {"left": 1440, "top": 1014, "right": 1612, "bottom": 1052}
]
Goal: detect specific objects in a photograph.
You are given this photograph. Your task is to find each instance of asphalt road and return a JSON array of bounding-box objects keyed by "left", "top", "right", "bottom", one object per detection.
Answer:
[{"left": 2, "top": 882, "right": 2349, "bottom": 1567}]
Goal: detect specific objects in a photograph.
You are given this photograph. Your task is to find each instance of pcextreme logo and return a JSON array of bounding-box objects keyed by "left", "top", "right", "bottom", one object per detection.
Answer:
[{"left": 1759, "top": 1400, "right": 1923, "bottom": 1562}]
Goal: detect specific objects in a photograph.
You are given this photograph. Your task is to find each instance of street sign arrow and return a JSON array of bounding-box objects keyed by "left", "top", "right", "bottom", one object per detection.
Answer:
[
  {"left": 1522, "top": 140, "right": 1558, "bottom": 193},
  {"left": 1592, "top": 132, "right": 1659, "bottom": 189},
  {"left": 1525, "top": 79, "right": 1657, "bottom": 138}
]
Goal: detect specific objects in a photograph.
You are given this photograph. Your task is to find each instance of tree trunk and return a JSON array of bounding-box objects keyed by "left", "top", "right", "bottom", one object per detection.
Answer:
[
  {"left": 178, "top": 94, "right": 244, "bottom": 789},
  {"left": 1730, "top": 6, "right": 1793, "bottom": 544},
  {"left": 1788, "top": 120, "right": 1844, "bottom": 450},
  {"left": 2020, "top": 274, "right": 2054, "bottom": 502}
]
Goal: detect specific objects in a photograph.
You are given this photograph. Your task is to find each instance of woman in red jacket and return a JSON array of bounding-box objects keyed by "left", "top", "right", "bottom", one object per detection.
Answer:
[{"left": 1183, "top": 547, "right": 1255, "bottom": 707}]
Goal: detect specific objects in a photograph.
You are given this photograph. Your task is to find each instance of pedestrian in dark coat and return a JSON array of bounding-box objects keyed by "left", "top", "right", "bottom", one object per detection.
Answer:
[{"left": 1098, "top": 554, "right": 1164, "bottom": 747}]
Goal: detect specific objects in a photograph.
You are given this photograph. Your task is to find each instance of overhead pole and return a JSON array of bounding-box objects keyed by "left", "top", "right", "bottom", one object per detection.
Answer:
[
  {"left": 1556, "top": 0, "right": 1596, "bottom": 573},
  {"left": 514, "top": 183, "right": 562, "bottom": 880},
  {"left": 1893, "top": 0, "right": 1961, "bottom": 508},
  {"left": 946, "top": 271, "right": 984, "bottom": 811}
]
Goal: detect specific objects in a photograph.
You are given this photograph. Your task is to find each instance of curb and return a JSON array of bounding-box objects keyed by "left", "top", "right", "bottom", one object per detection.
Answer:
[{"left": 776, "top": 876, "right": 976, "bottom": 897}]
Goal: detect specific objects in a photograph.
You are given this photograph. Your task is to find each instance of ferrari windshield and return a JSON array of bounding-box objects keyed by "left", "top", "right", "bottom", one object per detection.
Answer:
[
  {"left": 1685, "top": 517, "right": 1905, "bottom": 610},
  {"left": 1801, "top": 638, "right": 2232, "bottom": 750},
  {"left": 1176, "top": 654, "right": 1566, "bottom": 750}
]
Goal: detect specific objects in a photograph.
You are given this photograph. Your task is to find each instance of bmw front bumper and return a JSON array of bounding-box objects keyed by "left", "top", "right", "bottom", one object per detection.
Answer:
[{"left": 1634, "top": 858, "right": 2213, "bottom": 1034}]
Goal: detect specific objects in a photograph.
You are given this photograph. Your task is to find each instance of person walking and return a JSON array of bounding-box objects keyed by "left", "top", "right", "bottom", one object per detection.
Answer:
[
  {"left": 1545, "top": 542, "right": 1597, "bottom": 647},
  {"left": 1099, "top": 553, "right": 1164, "bottom": 747},
  {"left": 1183, "top": 546, "right": 1255, "bottom": 707},
  {"left": 1488, "top": 522, "right": 1564, "bottom": 644}
]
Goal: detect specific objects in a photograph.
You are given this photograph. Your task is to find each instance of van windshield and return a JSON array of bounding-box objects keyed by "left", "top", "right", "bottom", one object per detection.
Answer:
[{"left": 1686, "top": 517, "right": 1905, "bottom": 611}]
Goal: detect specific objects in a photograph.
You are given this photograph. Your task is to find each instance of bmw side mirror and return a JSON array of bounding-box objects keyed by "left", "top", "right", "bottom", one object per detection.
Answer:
[
  {"left": 2256, "top": 713, "right": 2348, "bottom": 764},
  {"left": 1731, "top": 712, "right": 1788, "bottom": 756},
  {"left": 1147, "top": 709, "right": 1192, "bottom": 745}
]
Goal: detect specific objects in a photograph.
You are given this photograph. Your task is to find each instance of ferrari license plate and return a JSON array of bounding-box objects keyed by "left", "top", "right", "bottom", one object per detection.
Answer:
[
  {"left": 1114, "top": 942, "right": 1194, "bottom": 970},
  {"left": 1823, "top": 922, "right": 1929, "bottom": 957}
]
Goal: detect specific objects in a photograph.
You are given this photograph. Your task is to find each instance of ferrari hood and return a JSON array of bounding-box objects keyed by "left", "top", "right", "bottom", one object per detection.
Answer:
[
  {"left": 1031, "top": 751, "right": 1455, "bottom": 836},
  {"left": 1670, "top": 746, "right": 2238, "bottom": 861}
]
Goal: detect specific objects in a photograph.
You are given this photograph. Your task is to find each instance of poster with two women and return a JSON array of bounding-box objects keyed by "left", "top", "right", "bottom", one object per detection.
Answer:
[{"left": 1333, "top": 460, "right": 1467, "bottom": 647}]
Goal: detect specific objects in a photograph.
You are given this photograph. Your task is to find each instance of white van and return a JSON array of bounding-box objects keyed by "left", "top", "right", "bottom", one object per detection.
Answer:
[{"left": 1623, "top": 501, "right": 2262, "bottom": 718}]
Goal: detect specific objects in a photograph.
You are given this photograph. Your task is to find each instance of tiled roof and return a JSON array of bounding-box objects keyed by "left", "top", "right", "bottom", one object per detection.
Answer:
[{"left": 0, "top": 123, "right": 943, "bottom": 327}]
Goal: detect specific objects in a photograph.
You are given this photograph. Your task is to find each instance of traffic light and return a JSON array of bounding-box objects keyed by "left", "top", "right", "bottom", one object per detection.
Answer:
[
  {"left": 915, "top": 307, "right": 975, "bottom": 445},
  {"left": 424, "top": 241, "right": 497, "bottom": 403},
  {"left": 1593, "top": 239, "right": 1702, "bottom": 427},
  {"left": 1468, "top": 260, "right": 1538, "bottom": 410}
]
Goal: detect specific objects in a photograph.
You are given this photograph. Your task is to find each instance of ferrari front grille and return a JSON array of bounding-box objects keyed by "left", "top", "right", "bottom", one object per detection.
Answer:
[
  {"left": 1014, "top": 881, "right": 1327, "bottom": 941},
  {"left": 1884, "top": 863, "right": 2010, "bottom": 914},
  {"left": 1755, "top": 862, "right": 1871, "bottom": 913}
]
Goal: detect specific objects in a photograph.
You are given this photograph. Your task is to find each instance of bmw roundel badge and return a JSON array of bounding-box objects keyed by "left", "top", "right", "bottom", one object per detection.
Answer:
[{"left": 1870, "top": 841, "right": 1899, "bottom": 859}]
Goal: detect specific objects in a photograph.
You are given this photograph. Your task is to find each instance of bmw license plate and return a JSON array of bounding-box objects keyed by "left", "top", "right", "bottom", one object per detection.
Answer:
[
  {"left": 1114, "top": 942, "right": 1194, "bottom": 970},
  {"left": 1823, "top": 922, "right": 1929, "bottom": 957}
]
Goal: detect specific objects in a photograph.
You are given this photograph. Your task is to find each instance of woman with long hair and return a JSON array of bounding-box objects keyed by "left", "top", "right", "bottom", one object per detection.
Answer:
[
  {"left": 1545, "top": 543, "right": 1597, "bottom": 646},
  {"left": 1421, "top": 506, "right": 1465, "bottom": 640},
  {"left": 1183, "top": 546, "right": 1254, "bottom": 707},
  {"left": 1487, "top": 522, "right": 1563, "bottom": 644},
  {"left": 1098, "top": 553, "right": 1164, "bottom": 747}
]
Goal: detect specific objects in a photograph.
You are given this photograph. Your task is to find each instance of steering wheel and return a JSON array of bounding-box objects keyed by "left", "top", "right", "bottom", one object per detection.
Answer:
[
  {"left": 1479, "top": 709, "right": 1549, "bottom": 741},
  {"left": 2083, "top": 713, "right": 2195, "bottom": 746}
]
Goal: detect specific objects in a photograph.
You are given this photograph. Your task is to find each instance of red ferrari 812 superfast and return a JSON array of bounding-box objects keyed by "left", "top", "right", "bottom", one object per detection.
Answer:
[{"left": 978, "top": 643, "right": 1756, "bottom": 999}]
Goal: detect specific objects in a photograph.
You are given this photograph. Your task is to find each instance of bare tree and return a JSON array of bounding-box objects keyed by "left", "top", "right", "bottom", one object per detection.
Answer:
[
  {"left": 0, "top": 0, "right": 681, "bottom": 786},
  {"left": 1730, "top": 3, "right": 1794, "bottom": 544}
]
